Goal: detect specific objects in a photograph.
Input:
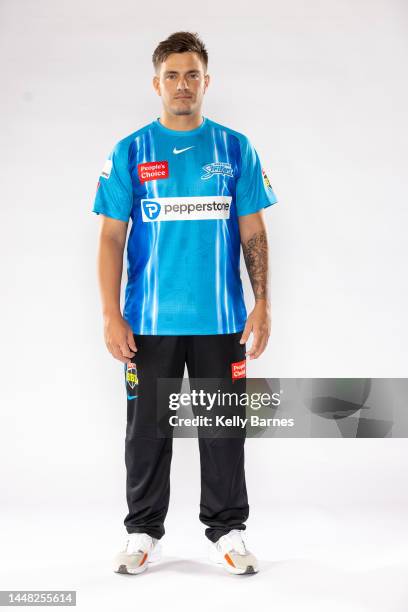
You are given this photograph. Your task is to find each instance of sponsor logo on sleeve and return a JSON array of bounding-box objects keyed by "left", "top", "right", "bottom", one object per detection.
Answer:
[
  {"left": 141, "top": 196, "right": 232, "bottom": 222},
  {"left": 201, "top": 162, "right": 234, "bottom": 180},
  {"left": 138, "top": 161, "right": 169, "bottom": 183},
  {"left": 101, "top": 159, "right": 112, "bottom": 179},
  {"left": 231, "top": 359, "right": 246, "bottom": 380},
  {"left": 262, "top": 167, "right": 273, "bottom": 190}
]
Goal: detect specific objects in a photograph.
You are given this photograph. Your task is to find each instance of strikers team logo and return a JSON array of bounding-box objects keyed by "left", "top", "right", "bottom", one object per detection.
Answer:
[
  {"left": 201, "top": 162, "right": 234, "bottom": 180},
  {"left": 142, "top": 200, "right": 161, "bottom": 220},
  {"left": 137, "top": 161, "right": 169, "bottom": 183},
  {"left": 231, "top": 359, "right": 246, "bottom": 380},
  {"left": 262, "top": 167, "right": 273, "bottom": 190},
  {"left": 126, "top": 362, "right": 138, "bottom": 389}
]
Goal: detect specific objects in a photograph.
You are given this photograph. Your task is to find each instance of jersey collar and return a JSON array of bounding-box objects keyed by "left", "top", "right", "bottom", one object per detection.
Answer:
[{"left": 153, "top": 116, "right": 207, "bottom": 136}]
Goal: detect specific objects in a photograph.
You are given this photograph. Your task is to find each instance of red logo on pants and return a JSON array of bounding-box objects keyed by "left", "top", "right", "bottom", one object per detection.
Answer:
[{"left": 231, "top": 359, "right": 246, "bottom": 380}]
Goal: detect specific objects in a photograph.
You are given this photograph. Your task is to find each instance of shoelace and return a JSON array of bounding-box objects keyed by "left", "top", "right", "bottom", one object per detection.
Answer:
[
  {"left": 126, "top": 533, "right": 152, "bottom": 554},
  {"left": 217, "top": 529, "right": 248, "bottom": 555}
]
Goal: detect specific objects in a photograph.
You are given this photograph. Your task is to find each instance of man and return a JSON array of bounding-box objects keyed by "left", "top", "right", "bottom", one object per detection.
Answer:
[{"left": 92, "top": 31, "right": 278, "bottom": 576}]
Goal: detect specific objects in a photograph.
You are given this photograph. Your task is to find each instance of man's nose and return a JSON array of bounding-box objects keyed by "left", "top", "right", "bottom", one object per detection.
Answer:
[{"left": 177, "top": 77, "right": 189, "bottom": 90}]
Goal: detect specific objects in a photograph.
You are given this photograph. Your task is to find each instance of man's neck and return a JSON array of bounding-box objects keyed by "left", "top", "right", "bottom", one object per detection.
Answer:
[{"left": 158, "top": 111, "right": 203, "bottom": 131}]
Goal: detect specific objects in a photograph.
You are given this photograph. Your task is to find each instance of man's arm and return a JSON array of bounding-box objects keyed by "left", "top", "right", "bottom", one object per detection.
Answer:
[
  {"left": 96, "top": 215, "right": 137, "bottom": 363},
  {"left": 238, "top": 210, "right": 271, "bottom": 359}
]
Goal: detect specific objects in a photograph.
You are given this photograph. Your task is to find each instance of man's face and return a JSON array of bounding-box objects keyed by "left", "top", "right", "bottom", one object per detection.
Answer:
[{"left": 153, "top": 52, "right": 209, "bottom": 117}]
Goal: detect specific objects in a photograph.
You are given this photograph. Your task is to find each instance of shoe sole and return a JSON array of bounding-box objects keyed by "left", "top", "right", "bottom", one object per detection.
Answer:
[
  {"left": 114, "top": 544, "right": 162, "bottom": 575},
  {"left": 209, "top": 549, "right": 259, "bottom": 575},
  {"left": 115, "top": 562, "right": 149, "bottom": 575},
  {"left": 227, "top": 564, "right": 258, "bottom": 575},
  {"left": 220, "top": 561, "right": 258, "bottom": 575}
]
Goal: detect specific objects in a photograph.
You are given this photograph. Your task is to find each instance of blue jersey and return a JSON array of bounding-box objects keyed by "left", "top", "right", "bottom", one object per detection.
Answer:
[{"left": 92, "top": 116, "right": 278, "bottom": 335}]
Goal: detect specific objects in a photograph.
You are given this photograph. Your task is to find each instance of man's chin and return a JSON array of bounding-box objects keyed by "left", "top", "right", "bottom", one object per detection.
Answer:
[{"left": 171, "top": 108, "right": 194, "bottom": 116}]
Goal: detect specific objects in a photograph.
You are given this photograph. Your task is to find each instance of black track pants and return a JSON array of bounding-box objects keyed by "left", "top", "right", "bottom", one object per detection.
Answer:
[{"left": 123, "top": 332, "right": 249, "bottom": 543}]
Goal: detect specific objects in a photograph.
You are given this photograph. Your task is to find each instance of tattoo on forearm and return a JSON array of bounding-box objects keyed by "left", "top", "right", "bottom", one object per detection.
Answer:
[{"left": 242, "top": 231, "right": 269, "bottom": 300}]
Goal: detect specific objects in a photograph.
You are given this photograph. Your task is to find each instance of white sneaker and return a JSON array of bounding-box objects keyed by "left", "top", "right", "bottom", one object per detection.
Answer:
[
  {"left": 114, "top": 533, "right": 162, "bottom": 575},
  {"left": 209, "top": 529, "right": 259, "bottom": 575}
]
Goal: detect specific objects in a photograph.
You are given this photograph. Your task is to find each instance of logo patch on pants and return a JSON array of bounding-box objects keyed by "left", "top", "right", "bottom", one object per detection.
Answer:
[
  {"left": 126, "top": 362, "right": 138, "bottom": 389},
  {"left": 231, "top": 359, "right": 246, "bottom": 380},
  {"left": 125, "top": 362, "right": 139, "bottom": 400}
]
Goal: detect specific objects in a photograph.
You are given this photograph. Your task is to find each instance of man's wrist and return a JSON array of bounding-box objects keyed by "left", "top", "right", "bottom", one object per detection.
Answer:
[
  {"left": 254, "top": 297, "right": 270, "bottom": 309},
  {"left": 103, "top": 308, "right": 122, "bottom": 320}
]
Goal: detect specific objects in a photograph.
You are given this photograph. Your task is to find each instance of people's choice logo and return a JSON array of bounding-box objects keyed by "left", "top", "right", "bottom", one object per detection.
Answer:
[
  {"left": 137, "top": 161, "right": 169, "bottom": 184},
  {"left": 231, "top": 359, "right": 246, "bottom": 380},
  {"left": 141, "top": 196, "right": 232, "bottom": 222},
  {"left": 201, "top": 162, "right": 233, "bottom": 180},
  {"left": 142, "top": 200, "right": 161, "bottom": 220}
]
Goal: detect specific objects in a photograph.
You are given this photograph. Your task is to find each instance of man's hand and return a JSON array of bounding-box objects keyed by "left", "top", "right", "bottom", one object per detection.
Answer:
[
  {"left": 238, "top": 210, "right": 271, "bottom": 359},
  {"left": 239, "top": 300, "right": 271, "bottom": 359},
  {"left": 103, "top": 312, "right": 137, "bottom": 364}
]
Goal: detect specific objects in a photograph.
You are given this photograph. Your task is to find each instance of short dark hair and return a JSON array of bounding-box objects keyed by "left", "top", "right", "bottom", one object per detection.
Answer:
[{"left": 152, "top": 31, "right": 208, "bottom": 73}]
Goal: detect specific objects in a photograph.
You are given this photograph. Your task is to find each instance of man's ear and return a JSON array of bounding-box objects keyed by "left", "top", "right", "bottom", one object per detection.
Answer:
[
  {"left": 204, "top": 73, "right": 210, "bottom": 93},
  {"left": 152, "top": 75, "right": 161, "bottom": 96}
]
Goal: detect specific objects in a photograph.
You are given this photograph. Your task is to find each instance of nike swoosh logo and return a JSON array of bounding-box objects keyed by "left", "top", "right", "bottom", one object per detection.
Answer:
[{"left": 173, "top": 146, "right": 195, "bottom": 155}]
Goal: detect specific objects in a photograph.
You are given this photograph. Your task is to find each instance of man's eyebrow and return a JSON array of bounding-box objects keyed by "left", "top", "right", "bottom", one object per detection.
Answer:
[{"left": 164, "top": 69, "right": 200, "bottom": 75}]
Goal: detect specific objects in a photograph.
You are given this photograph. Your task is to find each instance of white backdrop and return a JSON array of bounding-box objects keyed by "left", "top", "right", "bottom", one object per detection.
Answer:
[{"left": 1, "top": 0, "right": 408, "bottom": 610}]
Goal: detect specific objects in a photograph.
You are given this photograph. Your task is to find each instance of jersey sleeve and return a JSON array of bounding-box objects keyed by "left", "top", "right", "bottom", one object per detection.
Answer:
[
  {"left": 235, "top": 136, "right": 278, "bottom": 216},
  {"left": 92, "top": 139, "right": 133, "bottom": 222}
]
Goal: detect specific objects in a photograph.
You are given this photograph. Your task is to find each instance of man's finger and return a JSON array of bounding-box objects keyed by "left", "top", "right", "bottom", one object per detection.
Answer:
[
  {"left": 250, "top": 335, "right": 268, "bottom": 359},
  {"left": 127, "top": 328, "right": 138, "bottom": 353},
  {"left": 119, "top": 342, "right": 136, "bottom": 360},
  {"left": 246, "top": 330, "right": 261, "bottom": 357},
  {"left": 109, "top": 346, "right": 129, "bottom": 364},
  {"left": 240, "top": 321, "right": 252, "bottom": 344}
]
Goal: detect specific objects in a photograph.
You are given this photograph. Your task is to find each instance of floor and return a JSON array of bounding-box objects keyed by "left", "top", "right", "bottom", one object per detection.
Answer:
[{"left": 2, "top": 503, "right": 407, "bottom": 612}]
